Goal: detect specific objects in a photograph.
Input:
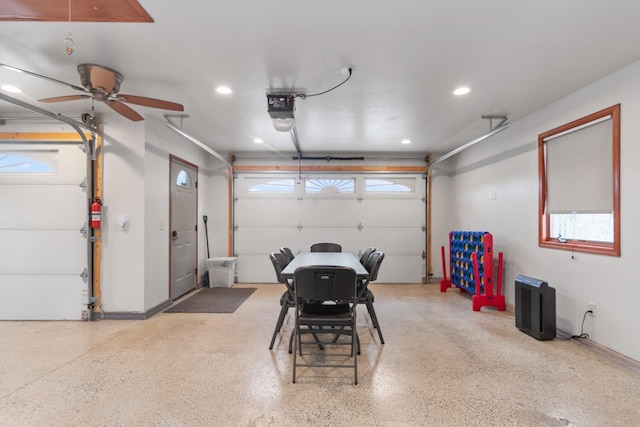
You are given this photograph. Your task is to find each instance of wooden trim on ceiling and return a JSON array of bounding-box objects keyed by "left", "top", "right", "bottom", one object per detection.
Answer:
[
  {"left": 0, "top": 0, "right": 153, "bottom": 23},
  {"left": 0, "top": 132, "right": 89, "bottom": 141},
  {"left": 233, "top": 165, "right": 428, "bottom": 173},
  {"left": 228, "top": 154, "right": 234, "bottom": 257}
]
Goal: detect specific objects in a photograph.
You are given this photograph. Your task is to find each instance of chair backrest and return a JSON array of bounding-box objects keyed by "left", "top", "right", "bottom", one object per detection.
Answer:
[
  {"left": 364, "top": 251, "right": 385, "bottom": 282},
  {"left": 310, "top": 242, "right": 342, "bottom": 252},
  {"left": 269, "top": 252, "right": 289, "bottom": 284},
  {"left": 280, "top": 247, "right": 295, "bottom": 263},
  {"left": 294, "top": 266, "right": 357, "bottom": 302},
  {"left": 359, "top": 247, "right": 376, "bottom": 265}
]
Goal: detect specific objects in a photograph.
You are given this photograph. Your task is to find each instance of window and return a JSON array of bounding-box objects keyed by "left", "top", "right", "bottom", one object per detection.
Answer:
[
  {"left": 0, "top": 150, "right": 58, "bottom": 174},
  {"left": 304, "top": 178, "right": 355, "bottom": 193},
  {"left": 176, "top": 170, "right": 191, "bottom": 187},
  {"left": 365, "top": 177, "right": 414, "bottom": 193},
  {"left": 247, "top": 178, "right": 295, "bottom": 193},
  {"left": 538, "top": 104, "right": 620, "bottom": 256}
]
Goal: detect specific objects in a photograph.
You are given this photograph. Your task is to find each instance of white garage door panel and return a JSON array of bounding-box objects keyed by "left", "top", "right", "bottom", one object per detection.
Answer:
[
  {"left": 234, "top": 173, "right": 425, "bottom": 284},
  {"left": 376, "top": 255, "right": 424, "bottom": 283},
  {"left": 0, "top": 185, "right": 86, "bottom": 228},
  {"left": 235, "top": 227, "right": 300, "bottom": 282},
  {"left": 360, "top": 227, "right": 424, "bottom": 254},
  {"left": 298, "top": 199, "right": 360, "bottom": 227},
  {"left": 0, "top": 276, "right": 85, "bottom": 320},
  {"left": 358, "top": 199, "right": 424, "bottom": 226},
  {"left": 235, "top": 198, "right": 299, "bottom": 227},
  {"left": 0, "top": 142, "right": 88, "bottom": 320},
  {"left": 235, "top": 227, "right": 300, "bottom": 254},
  {"left": 237, "top": 254, "right": 276, "bottom": 283},
  {"left": 299, "top": 228, "right": 362, "bottom": 252},
  {"left": 0, "top": 230, "right": 86, "bottom": 274}
]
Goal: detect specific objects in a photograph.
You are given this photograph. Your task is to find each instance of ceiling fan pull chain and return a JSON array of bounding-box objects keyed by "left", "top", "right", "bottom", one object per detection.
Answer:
[{"left": 64, "top": 0, "right": 75, "bottom": 55}]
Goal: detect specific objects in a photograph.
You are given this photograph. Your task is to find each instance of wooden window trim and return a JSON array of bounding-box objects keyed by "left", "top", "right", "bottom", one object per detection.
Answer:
[{"left": 538, "top": 104, "right": 621, "bottom": 256}]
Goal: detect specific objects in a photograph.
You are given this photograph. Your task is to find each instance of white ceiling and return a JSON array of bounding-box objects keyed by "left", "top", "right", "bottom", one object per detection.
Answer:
[{"left": 1, "top": 0, "right": 640, "bottom": 156}]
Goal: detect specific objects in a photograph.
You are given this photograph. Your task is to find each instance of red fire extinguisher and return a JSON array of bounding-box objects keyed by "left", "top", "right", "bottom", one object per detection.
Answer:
[{"left": 91, "top": 198, "right": 102, "bottom": 228}]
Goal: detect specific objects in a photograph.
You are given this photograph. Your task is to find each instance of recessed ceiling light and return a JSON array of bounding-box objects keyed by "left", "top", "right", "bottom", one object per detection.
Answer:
[
  {"left": 1, "top": 84, "right": 22, "bottom": 93},
  {"left": 253, "top": 138, "right": 263, "bottom": 144},
  {"left": 401, "top": 139, "right": 412, "bottom": 144},
  {"left": 452, "top": 86, "right": 471, "bottom": 96},
  {"left": 215, "top": 86, "right": 233, "bottom": 95}
]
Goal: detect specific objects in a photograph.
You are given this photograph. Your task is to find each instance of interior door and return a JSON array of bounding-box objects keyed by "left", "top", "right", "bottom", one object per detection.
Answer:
[{"left": 170, "top": 156, "right": 198, "bottom": 299}]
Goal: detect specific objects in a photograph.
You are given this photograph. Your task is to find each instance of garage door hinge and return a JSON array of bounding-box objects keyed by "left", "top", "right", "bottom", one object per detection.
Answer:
[
  {"left": 297, "top": 222, "right": 303, "bottom": 232},
  {"left": 422, "top": 195, "right": 427, "bottom": 204},
  {"left": 357, "top": 195, "right": 363, "bottom": 203},
  {"left": 422, "top": 251, "right": 427, "bottom": 260},
  {"left": 357, "top": 222, "right": 363, "bottom": 232},
  {"left": 80, "top": 268, "right": 88, "bottom": 283},
  {"left": 422, "top": 223, "right": 426, "bottom": 232},
  {"left": 79, "top": 223, "right": 88, "bottom": 238},
  {"left": 79, "top": 177, "right": 87, "bottom": 192}
]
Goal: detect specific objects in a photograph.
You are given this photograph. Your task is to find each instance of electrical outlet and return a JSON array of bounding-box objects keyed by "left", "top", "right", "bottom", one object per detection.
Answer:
[{"left": 587, "top": 302, "right": 596, "bottom": 317}]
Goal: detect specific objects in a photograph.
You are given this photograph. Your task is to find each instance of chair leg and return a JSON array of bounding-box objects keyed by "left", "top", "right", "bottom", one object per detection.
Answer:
[
  {"left": 366, "top": 297, "right": 385, "bottom": 344},
  {"left": 354, "top": 330, "right": 358, "bottom": 385},
  {"left": 292, "top": 326, "right": 297, "bottom": 383},
  {"left": 269, "top": 302, "right": 290, "bottom": 349}
]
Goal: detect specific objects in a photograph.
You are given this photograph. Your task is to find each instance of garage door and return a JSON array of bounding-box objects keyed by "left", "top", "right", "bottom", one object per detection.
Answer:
[
  {"left": 234, "top": 173, "right": 426, "bottom": 283},
  {"left": 0, "top": 143, "right": 88, "bottom": 320}
]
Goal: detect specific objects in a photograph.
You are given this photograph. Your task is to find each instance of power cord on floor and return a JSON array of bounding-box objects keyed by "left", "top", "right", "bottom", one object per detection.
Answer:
[{"left": 571, "top": 310, "right": 593, "bottom": 339}]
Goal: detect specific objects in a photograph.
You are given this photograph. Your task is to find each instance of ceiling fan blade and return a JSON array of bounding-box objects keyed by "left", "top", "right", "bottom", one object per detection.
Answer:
[
  {"left": 106, "top": 99, "right": 144, "bottom": 122},
  {"left": 116, "top": 94, "right": 184, "bottom": 111},
  {"left": 0, "top": 62, "right": 87, "bottom": 93},
  {"left": 39, "top": 95, "right": 92, "bottom": 103},
  {"left": 89, "top": 65, "right": 118, "bottom": 94}
]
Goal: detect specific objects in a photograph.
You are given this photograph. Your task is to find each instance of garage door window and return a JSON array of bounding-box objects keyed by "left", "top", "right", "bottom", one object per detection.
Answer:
[
  {"left": 365, "top": 177, "right": 414, "bottom": 193},
  {"left": 304, "top": 178, "right": 355, "bottom": 193},
  {"left": 0, "top": 150, "right": 58, "bottom": 174},
  {"left": 247, "top": 178, "right": 295, "bottom": 193}
]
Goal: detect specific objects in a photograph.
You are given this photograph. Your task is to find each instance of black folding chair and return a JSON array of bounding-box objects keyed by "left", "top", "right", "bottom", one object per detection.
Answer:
[
  {"left": 359, "top": 251, "right": 385, "bottom": 344},
  {"left": 359, "top": 246, "right": 376, "bottom": 265},
  {"left": 292, "top": 266, "right": 359, "bottom": 384},
  {"left": 310, "top": 242, "right": 342, "bottom": 252},
  {"left": 279, "top": 247, "right": 295, "bottom": 263},
  {"left": 268, "top": 252, "right": 294, "bottom": 349}
]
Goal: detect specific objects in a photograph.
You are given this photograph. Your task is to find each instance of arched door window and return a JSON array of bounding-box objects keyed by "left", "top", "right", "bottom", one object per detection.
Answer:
[{"left": 176, "top": 169, "right": 192, "bottom": 187}]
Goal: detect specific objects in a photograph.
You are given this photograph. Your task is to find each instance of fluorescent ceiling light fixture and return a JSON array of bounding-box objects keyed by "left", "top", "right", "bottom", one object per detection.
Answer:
[
  {"left": 1, "top": 84, "right": 22, "bottom": 93},
  {"left": 215, "top": 86, "right": 233, "bottom": 95},
  {"left": 452, "top": 86, "right": 471, "bottom": 96},
  {"left": 401, "top": 139, "right": 412, "bottom": 144},
  {"left": 253, "top": 138, "right": 263, "bottom": 144}
]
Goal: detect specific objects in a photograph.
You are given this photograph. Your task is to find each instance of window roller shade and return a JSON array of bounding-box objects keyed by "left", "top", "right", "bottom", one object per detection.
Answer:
[{"left": 546, "top": 118, "right": 613, "bottom": 213}]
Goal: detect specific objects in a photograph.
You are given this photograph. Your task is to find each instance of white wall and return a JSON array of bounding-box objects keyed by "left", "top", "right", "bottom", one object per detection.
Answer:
[
  {"left": 431, "top": 59, "right": 640, "bottom": 361},
  {"left": 143, "top": 117, "right": 229, "bottom": 311},
  {"left": 101, "top": 118, "right": 146, "bottom": 312}
]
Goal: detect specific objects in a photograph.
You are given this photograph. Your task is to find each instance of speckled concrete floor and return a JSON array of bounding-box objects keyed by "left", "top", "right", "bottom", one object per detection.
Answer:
[{"left": 1, "top": 283, "right": 639, "bottom": 426}]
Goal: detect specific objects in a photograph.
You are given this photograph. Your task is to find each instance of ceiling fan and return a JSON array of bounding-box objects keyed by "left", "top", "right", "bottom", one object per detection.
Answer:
[{"left": 1, "top": 63, "right": 184, "bottom": 121}]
